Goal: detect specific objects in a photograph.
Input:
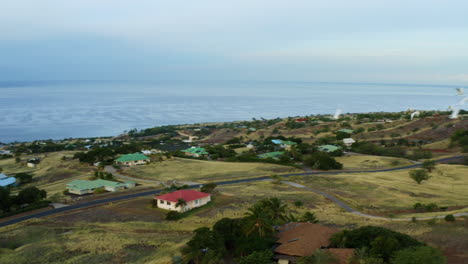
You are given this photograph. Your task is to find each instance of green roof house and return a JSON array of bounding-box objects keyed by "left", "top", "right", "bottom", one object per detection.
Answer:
[
  {"left": 337, "top": 129, "right": 354, "bottom": 134},
  {"left": 258, "top": 151, "right": 284, "bottom": 160},
  {"left": 66, "top": 179, "right": 127, "bottom": 195},
  {"left": 318, "top": 145, "right": 342, "bottom": 153},
  {"left": 115, "top": 153, "right": 150, "bottom": 166},
  {"left": 182, "top": 147, "right": 209, "bottom": 158}
]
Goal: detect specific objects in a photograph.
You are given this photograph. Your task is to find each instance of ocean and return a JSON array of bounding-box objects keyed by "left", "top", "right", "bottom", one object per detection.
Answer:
[{"left": 0, "top": 80, "right": 463, "bottom": 143}]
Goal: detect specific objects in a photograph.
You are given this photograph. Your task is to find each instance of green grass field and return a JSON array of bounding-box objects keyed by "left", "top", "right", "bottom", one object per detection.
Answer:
[{"left": 123, "top": 158, "right": 301, "bottom": 182}]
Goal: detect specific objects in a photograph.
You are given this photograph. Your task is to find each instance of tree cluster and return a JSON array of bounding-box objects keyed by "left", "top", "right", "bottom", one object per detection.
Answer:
[
  {"left": 329, "top": 226, "right": 444, "bottom": 263},
  {"left": 182, "top": 198, "right": 317, "bottom": 263},
  {"left": 0, "top": 187, "right": 47, "bottom": 213}
]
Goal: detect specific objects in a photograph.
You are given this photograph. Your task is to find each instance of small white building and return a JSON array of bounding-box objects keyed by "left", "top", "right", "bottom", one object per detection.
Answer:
[
  {"left": 343, "top": 138, "right": 356, "bottom": 147},
  {"left": 154, "top": 190, "right": 211, "bottom": 212}
]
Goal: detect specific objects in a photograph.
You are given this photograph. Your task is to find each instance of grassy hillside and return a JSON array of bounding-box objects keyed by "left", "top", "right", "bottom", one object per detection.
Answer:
[
  {"left": 123, "top": 158, "right": 301, "bottom": 182},
  {"left": 297, "top": 164, "right": 468, "bottom": 215}
]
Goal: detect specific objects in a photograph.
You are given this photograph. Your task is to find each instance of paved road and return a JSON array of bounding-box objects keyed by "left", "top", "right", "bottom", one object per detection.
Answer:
[{"left": 1, "top": 155, "right": 466, "bottom": 227}]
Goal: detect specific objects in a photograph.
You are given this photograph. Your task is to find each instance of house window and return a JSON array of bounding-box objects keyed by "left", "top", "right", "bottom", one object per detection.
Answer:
[
  {"left": 194, "top": 199, "right": 199, "bottom": 204},
  {"left": 159, "top": 200, "right": 164, "bottom": 204},
  {"left": 167, "top": 201, "right": 171, "bottom": 205}
]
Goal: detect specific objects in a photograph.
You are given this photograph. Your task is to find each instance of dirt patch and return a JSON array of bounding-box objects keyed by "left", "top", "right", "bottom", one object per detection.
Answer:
[{"left": 52, "top": 198, "right": 166, "bottom": 223}]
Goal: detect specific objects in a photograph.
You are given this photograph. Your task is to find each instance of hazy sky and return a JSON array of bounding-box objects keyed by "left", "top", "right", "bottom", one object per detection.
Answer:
[{"left": 1, "top": 0, "right": 468, "bottom": 84}]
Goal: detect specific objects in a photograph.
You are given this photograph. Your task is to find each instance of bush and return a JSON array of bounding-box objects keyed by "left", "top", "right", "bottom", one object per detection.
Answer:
[
  {"left": 444, "top": 214, "right": 455, "bottom": 222},
  {"left": 392, "top": 246, "right": 445, "bottom": 264},
  {"left": 409, "top": 169, "right": 430, "bottom": 184},
  {"left": 166, "top": 211, "right": 183, "bottom": 220},
  {"left": 294, "top": 200, "right": 304, "bottom": 207},
  {"left": 93, "top": 187, "right": 106, "bottom": 194}
]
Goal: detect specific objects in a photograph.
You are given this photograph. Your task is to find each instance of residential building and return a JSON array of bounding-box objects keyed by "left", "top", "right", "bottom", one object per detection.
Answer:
[
  {"left": 258, "top": 151, "right": 284, "bottom": 160},
  {"left": 272, "top": 139, "right": 298, "bottom": 150},
  {"left": 274, "top": 222, "right": 354, "bottom": 264},
  {"left": 337, "top": 129, "right": 354, "bottom": 134},
  {"left": 115, "top": 153, "right": 150, "bottom": 166},
  {"left": 342, "top": 138, "right": 356, "bottom": 147},
  {"left": 0, "top": 173, "right": 16, "bottom": 187},
  {"left": 66, "top": 179, "right": 132, "bottom": 195},
  {"left": 181, "top": 147, "right": 209, "bottom": 158},
  {"left": 318, "top": 145, "right": 342, "bottom": 153},
  {"left": 154, "top": 189, "right": 211, "bottom": 212}
]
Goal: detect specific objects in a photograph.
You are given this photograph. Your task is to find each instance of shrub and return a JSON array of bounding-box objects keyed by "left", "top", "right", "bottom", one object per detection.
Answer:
[
  {"left": 301, "top": 212, "right": 318, "bottom": 223},
  {"left": 444, "top": 214, "right": 455, "bottom": 222},
  {"left": 166, "top": 211, "right": 183, "bottom": 220},
  {"left": 93, "top": 187, "right": 106, "bottom": 194},
  {"left": 294, "top": 200, "right": 304, "bottom": 207}
]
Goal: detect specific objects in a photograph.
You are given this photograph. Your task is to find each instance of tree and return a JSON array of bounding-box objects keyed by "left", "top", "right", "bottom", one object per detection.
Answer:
[
  {"left": 239, "top": 250, "right": 274, "bottom": 264},
  {"left": 303, "top": 153, "right": 343, "bottom": 170},
  {"left": 409, "top": 169, "right": 430, "bottom": 184},
  {"left": 182, "top": 227, "right": 225, "bottom": 264},
  {"left": 0, "top": 187, "right": 12, "bottom": 213},
  {"left": 392, "top": 246, "right": 446, "bottom": 264},
  {"left": 15, "top": 187, "right": 47, "bottom": 205},
  {"left": 369, "top": 236, "right": 400, "bottom": 261},
  {"left": 421, "top": 160, "right": 436, "bottom": 172},
  {"left": 15, "top": 172, "right": 33, "bottom": 184},
  {"left": 244, "top": 204, "right": 274, "bottom": 237},
  {"left": 444, "top": 214, "right": 455, "bottom": 222},
  {"left": 200, "top": 183, "right": 217, "bottom": 194}
]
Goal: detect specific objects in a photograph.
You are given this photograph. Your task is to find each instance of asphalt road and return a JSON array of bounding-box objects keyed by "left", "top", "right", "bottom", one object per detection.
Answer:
[{"left": 1, "top": 155, "right": 466, "bottom": 227}]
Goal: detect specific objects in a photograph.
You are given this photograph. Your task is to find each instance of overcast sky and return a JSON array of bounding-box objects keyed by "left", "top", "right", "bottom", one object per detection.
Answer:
[{"left": 1, "top": 0, "right": 468, "bottom": 84}]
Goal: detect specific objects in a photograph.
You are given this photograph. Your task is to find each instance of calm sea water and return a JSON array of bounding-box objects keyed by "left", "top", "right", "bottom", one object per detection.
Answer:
[{"left": 0, "top": 80, "right": 462, "bottom": 143}]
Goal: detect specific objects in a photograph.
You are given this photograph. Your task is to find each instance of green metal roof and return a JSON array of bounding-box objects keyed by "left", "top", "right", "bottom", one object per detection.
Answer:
[
  {"left": 281, "top": 140, "right": 297, "bottom": 145},
  {"left": 182, "top": 147, "right": 209, "bottom": 155},
  {"left": 338, "top": 129, "right": 354, "bottom": 134},
  {"left": 66, "top": 179, "right": 124, "bottom": 191},
  {"left": 115, "top": 153, "right": 150, "bottom": 162},
  {"left": 258, "top": 151, "right": 284, "bottom": 159},
  {"left": 318, "top": 145, "right": 342, "bottom": 152}
]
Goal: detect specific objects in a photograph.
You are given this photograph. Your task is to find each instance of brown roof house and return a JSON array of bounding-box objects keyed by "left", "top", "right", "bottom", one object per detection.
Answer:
[{"left": 274, "top": 222, "right": 354, "bottom": 264}]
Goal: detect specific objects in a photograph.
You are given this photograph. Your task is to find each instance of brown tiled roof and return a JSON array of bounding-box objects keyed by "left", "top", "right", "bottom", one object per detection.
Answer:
[
  {"left": 274, "top": 222, "right": 339, "bottom": 257},
  {"left": 327, "top": 248, "right": 355, "bottom": 264}
]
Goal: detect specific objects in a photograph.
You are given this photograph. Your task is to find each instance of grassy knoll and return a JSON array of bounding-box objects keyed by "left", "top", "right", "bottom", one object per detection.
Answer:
[
  {"left": 297, "top": 164, "right": 468, "bottom": 215},
  {"left": 123, "top": 158, "right": 301, "bottom": 182},
  {"left": 335, "top": 155, "right": 413, "bottom": 169},
  {"left": 0, "top": 151, "right": 93, "bottom": 186}
]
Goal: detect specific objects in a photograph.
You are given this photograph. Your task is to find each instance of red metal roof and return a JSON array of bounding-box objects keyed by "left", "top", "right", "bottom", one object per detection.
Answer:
[{"left": 154, "top": 189, "right": 210, "bottom": 202}]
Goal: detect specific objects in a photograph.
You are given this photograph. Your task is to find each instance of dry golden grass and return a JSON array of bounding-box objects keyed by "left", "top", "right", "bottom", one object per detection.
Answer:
[
  {"left": 124, "top": 158, "right": 300, "bottom": 182},
  {"left": 335, "top": 155, "right": 413, "bottom": 169},
  {"left": 297, "top": 164, "right": 468, "bottom": 214}
]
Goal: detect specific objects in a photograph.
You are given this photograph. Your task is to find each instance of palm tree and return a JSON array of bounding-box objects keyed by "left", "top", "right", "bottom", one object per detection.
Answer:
[
  {"left": 262, "top": 197, "right": 288, "bottom": 224},
  {"left": 243, "top": 204, "right": 274, "bottom": 237},
  {"left": 175, "top": 198, "right": 187, "bottom": 211}
]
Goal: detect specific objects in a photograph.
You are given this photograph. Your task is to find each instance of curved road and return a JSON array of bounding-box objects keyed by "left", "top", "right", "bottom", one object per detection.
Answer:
[{"left": 1, "top": 155, "right": 466, "bottom": 227}]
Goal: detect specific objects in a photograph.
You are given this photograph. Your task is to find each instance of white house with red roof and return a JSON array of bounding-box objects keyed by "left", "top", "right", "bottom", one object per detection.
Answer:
[{"left": 154, "top": 189, "right": 211, "bottom": 212}]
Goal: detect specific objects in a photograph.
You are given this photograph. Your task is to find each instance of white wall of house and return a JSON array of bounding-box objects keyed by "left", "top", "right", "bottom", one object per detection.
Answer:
[
  {"left": 156, "top": 196, "right": 211, "bottom": 212},
  {"left": 117, "top": 159, "right": 149, "bottom": 166},
  {"left": 68, "top": 188, "right": 93, "bottom": 195}
]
